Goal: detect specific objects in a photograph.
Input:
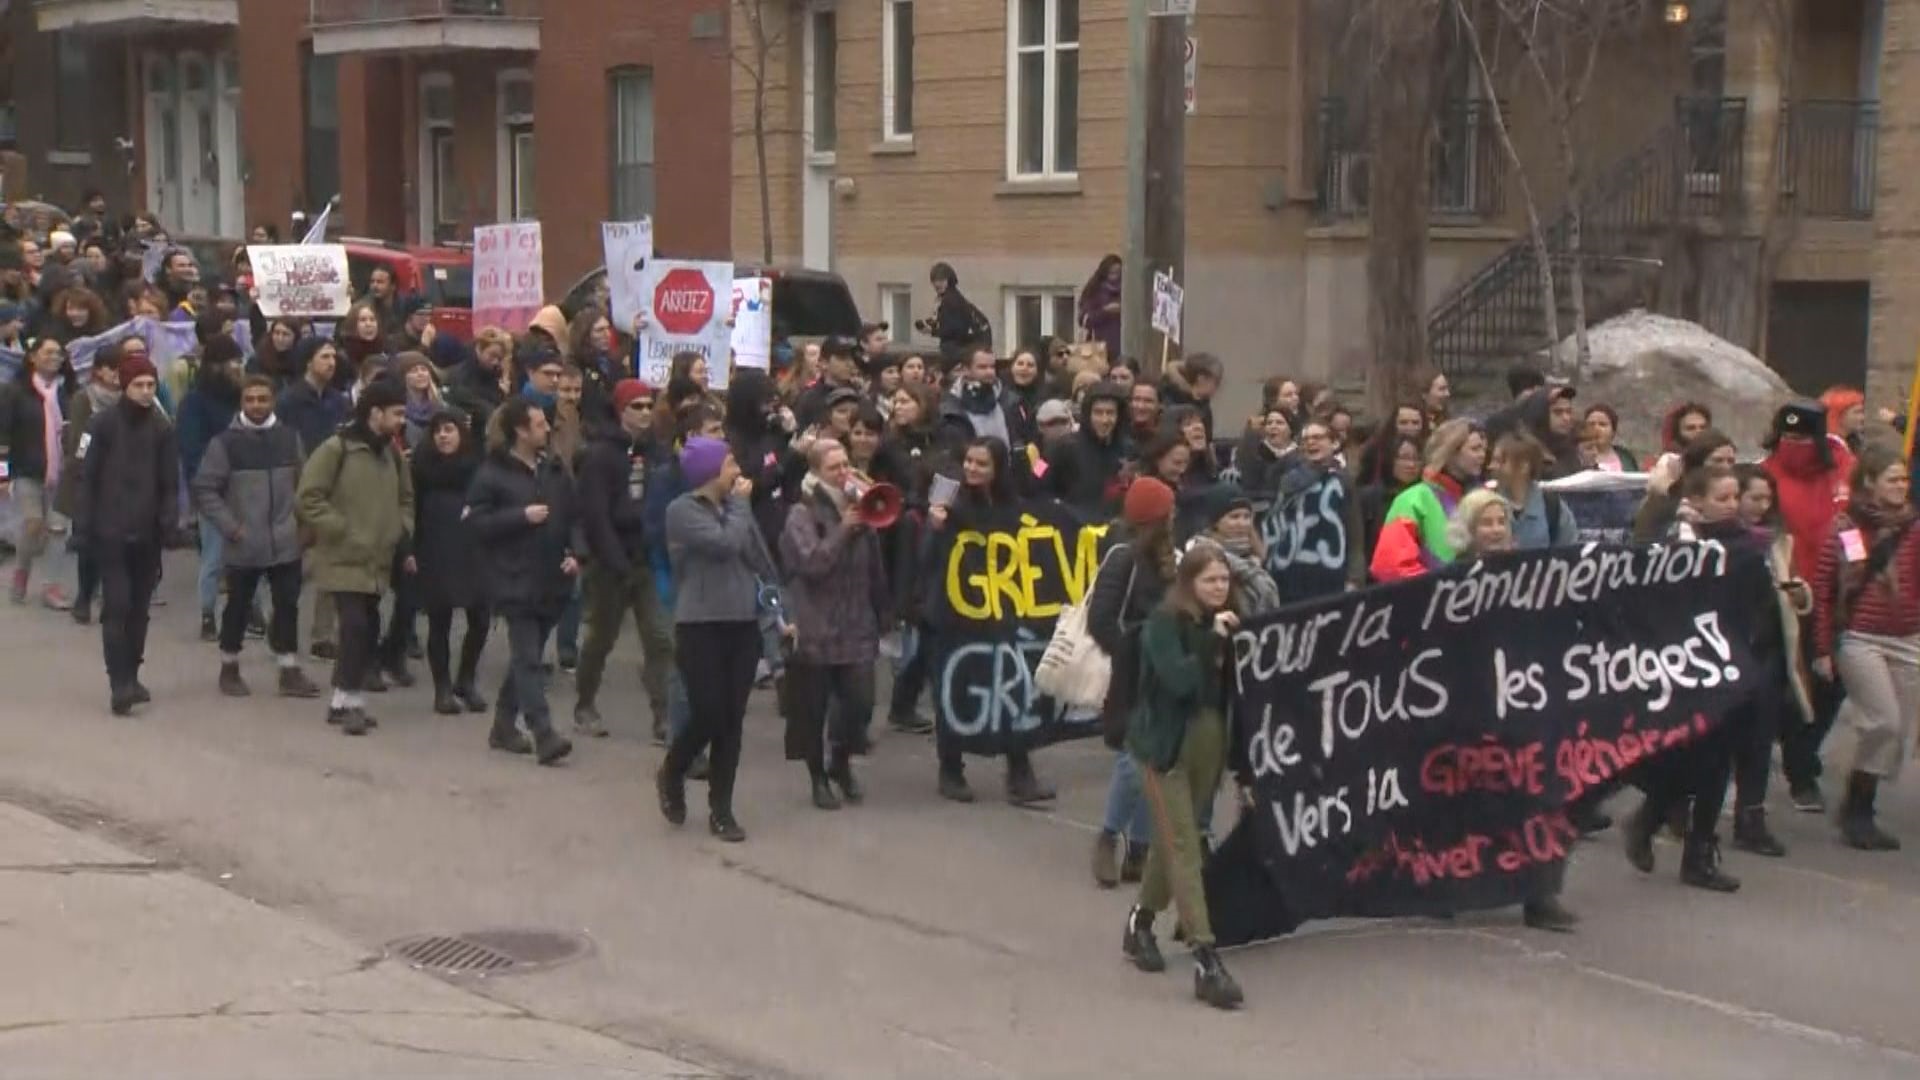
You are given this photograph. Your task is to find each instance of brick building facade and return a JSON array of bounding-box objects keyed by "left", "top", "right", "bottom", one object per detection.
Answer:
[
  {"left": 733, "top": 0, "right": 1891, "bottom": 414},
  {"left": 2, "top": 0, "right": 730, "bottom": 290}
]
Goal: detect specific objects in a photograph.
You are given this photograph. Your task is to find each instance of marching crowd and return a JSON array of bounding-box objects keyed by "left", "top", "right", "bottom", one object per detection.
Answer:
[{"left": 3, "top": 204, "right": 1918, "bottom": 1013}]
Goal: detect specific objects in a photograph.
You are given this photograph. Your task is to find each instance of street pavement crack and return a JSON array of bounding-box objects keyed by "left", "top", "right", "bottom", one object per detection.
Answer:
[
  {"left": 0, "top": 860, "right": 172, "bottom": 875},
  {"left": 713, "top": 854, "right": 1021, "bottom": 959}
]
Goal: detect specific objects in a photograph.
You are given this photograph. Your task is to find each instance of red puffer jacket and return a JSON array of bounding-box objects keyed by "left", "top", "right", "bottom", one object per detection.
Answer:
[
  {"left": 1764, "top": 435, "right": 1854, "bottom": 581},
  {"left": 1812, "top": 508, "right": 1920, "bottom": 658}
]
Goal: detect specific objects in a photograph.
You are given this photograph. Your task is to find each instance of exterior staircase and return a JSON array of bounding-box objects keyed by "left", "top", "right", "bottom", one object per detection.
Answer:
[{"left": 1426, "top": 98, "right": 1748, "bottom": 384}]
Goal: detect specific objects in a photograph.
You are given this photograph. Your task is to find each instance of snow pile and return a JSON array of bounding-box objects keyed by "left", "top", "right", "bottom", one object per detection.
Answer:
[{"left": 1554, "top": 309, "right": 1795, "bottom": 455}]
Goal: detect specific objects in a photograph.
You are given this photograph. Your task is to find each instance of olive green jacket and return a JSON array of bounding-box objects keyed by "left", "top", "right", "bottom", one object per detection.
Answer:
[
  {"left": 1128, "top": 608, "right": 1226, "bottom": 772},
  {"left": 295, "top": 430, "right": 414, "bottom": 595}
]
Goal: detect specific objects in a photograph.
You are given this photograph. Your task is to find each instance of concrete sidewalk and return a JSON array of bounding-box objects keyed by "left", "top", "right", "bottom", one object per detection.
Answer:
[{"left": 0, "top": 801, "right": 708, "bottom": 1080}]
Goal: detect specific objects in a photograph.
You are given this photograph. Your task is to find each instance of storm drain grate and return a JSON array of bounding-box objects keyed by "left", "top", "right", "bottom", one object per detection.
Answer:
[{"left": 386, "top": 929, "right": 591, "bottom": 976}]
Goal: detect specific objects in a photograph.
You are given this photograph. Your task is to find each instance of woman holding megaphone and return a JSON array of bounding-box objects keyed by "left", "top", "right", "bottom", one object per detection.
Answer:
[{"left": 779, "top": 441, "right": 896, "bottom": 810}]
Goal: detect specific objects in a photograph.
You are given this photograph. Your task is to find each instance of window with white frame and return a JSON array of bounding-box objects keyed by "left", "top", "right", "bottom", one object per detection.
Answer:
[
  {"left": 498, "top": 72, "right": 535, "bottom": 220},
  {"left": 1004, "top": 288, "right": 1076, "bottom": 353},
  {"left": 420, "top": 74, "right": 455, "bottom": 237},
  {"left": 1008, "top": 0, "right": 1078, "bottom": 179},
  {"left": 882, "top": 0, "right": 914, "bottom": 141},
  {"left": 810, "top": 7, "right": 838, "bottom": 155},
  {"left": 878, "top": 285, "right": 914, "bottom": 341},
  {"left": 609, "top": 67, "right": 656, "bottom": 219}
]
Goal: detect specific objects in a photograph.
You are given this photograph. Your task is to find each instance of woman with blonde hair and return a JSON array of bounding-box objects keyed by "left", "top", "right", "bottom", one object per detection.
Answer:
[
  {"left": 1370, "top": 418, "right": 1489, "bottom": 581},
  {"left": 1446, "top": 487, "right": 1515, "bottom": 559}
]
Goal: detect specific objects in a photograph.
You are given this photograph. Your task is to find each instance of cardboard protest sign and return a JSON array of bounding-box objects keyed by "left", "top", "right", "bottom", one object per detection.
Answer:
[
  {"left": 248, "top": 244, "right": 352, "bottom": 319},
  {"left": 638, "top": 259, "right": 733, "bottom": 390},
  {"left": 1151, "top": 270, "right": 1183, "bottom": 346},
  {"left": 600, "top": 219, "right": 653, "bottom": 331},
  {"left": 923, "top": 501, "right": 1110, "bottom": 756},
  {"left": 730, "top": 276, "right": 773, "bottom": 373},
  {"left": 1206, "top": 543, "right": 1768, "bottom": 944},
  {"left": 1542, "top": 470, "right": 1653, "bottom": 545},
  {"left": 473, "top": 222, "right": 543, "bottom": 334}
]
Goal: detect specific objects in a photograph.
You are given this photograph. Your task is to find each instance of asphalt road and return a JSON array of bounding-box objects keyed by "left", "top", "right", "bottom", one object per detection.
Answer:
[{"left": 2, "top": 551, "right": 1918, "bottom": 1078}]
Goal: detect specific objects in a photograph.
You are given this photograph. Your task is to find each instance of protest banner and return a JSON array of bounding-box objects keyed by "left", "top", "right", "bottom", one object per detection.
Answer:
[
  {"left": 638, "top": 259, "right": 733, "bottom": 390},
  {"left": 1261, "top": 466, "right": 1354, "bottom": 602},
  {"left": 1204, "top": 543, "right": 1769, "bottom": 946},
  {"left": 600, "top": 219, "right": 653, "bottom": 331},
  {"left": 922, "top": 501, "right": 1110, "bottom": 755},
  {"left": 473, "top": 222, "right": 543, "bottom": 334},
  {"left": 5, "top": 316, "right": 199, "bottom": 381},
  {"left": 730, "top": 276, "right": 774, "bottom": 373},
  {"left": 1542, "top": 470, "right": 1652, "bottom": 545},
  {"left": 248, "top": 244, "right": 351, "bottom": 319}
]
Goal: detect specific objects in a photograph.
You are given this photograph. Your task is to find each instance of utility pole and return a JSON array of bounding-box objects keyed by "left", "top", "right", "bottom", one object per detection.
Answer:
[{"left": 1123, "top": 0, "right": 1188, "bottom": 374}]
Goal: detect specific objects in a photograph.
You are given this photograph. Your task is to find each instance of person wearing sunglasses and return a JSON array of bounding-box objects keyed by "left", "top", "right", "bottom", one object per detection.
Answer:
[{"left": 572, "top": 379, "right": 677, "bottom": 743}]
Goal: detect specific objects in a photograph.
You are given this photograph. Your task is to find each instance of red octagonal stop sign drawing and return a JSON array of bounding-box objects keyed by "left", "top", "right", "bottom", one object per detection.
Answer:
[{"left": 653, "top": 267, "right": 715, "bottom": 336}]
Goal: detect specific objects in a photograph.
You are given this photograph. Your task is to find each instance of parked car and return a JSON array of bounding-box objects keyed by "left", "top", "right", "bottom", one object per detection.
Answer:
[
  {"left": 560, "top": 262, "right": 862, "bottom": 344},
  {"left": 339, "top": 238, "right": 475, "bottom": 343}
]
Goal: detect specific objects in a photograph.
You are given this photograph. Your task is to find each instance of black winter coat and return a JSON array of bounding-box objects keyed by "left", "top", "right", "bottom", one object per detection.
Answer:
[
  {"left": 73, "top": 399, "right": 179, "bottom": 549},
  {"left": 0, "top": 369, "right": 76, "bottom": 482},
  {"left": 411, "top": 447, "right": 485, "bottom": 610},
  {"left": 465, "top": 450, "right": 579, "bottom": 616},
  {"left": 443, "top": 359, "right": 506, "bottom": 438},
  {"left": 576, "top": 430, "right": 650, "bottom": 579},
  {"left": 276, "top": 378, "right": 348, "bottom": 461}
]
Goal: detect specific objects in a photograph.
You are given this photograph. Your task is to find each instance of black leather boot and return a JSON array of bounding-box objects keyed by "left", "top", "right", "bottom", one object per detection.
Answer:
[
  {"left": 810, "top": 769, "right": 842, "bottom": 811},
  {"left": 1732, "top": 806, "right": 1787, "bottom": 857},
  {"left": 1680, "top": 832, "right": 1741, "bottom": 892},
  {"left": 1522, "top": 894, "right": 1580, "bottom": 932},
  {"left": 656, "top": 764, "right": 687, "bottom": 825},
  {"left": 829, "top": 751, "right": 863, "bottom": 805},
  {"left": 1840, "top": 771, "right": 1902, "bottom": 851},
  {"left": 1192, "top": 945, "right": 1244, "bottom": 1009},
  {"left": 1623, "top": 797, "right": 1659, "bottom": 874},
  {"left": 1122, "top": 905, "right": 1165, "bottom": 973}
]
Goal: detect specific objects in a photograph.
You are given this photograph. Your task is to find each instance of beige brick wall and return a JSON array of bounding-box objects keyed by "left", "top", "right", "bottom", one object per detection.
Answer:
[{"left": 1870, "top": 0, "right": 1920, "bottom": 405}]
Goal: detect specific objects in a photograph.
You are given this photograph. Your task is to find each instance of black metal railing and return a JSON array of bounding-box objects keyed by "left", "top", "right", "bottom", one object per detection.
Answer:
[
  {"left": 309, "top": 0, "right": 536, "bottom": 27},
  {"left": 1426, "top": 96, "right": 1748, "bottom": 375},
  {"left": 1315, "top": 97, "right": 1506, "bottom": 221},
  {"left": 1781, "top": 100, "right": 1877, "bottom": 220},
  {"left": 1677, "top": 96, "right": 1747, "bottom": 216}
]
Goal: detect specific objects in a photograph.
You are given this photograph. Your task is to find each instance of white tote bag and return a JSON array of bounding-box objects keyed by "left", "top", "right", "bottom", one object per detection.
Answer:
[{"left": 1035, "top": 548, "right": 1128, "bottom": 708}]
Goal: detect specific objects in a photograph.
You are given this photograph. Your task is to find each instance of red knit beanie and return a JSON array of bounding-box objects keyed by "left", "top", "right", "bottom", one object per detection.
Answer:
[
  {"left": 612, "top": 378, "right": 655, "bottom": 413},
  {"left": 119, "top": 354, "right": 159, "bottom": 389},
  {"left": 1123, "top": 477, "right": 1176, "bottom": 526}
]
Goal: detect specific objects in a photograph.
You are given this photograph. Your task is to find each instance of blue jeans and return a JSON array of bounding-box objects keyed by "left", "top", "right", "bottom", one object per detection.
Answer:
[
  {"left": 1103, "top": 753, "right": 1154, "bottom": 847},
  {"left": 667, "top": 664, "right": 692, "bottom": 740},
  {"left": 1106, "top": 751, "right": 1214, "bottom": 846},
  {"left": 197, "top": 518, "right": 225, "bottom": 617},
  {"left": 556, "top": 581, "right": 582, "bottom": 662}
]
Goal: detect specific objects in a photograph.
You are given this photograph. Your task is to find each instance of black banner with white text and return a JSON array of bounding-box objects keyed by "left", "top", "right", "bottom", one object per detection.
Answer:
[{"left": 1206, "top": 542, "right": 1769, "bottom": 943}]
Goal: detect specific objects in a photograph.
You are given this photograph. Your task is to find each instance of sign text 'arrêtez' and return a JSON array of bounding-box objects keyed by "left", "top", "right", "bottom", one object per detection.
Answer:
[
  {"left": 924, "top": 502, "right": 1108, "bottom": 755},
  {"left": 1204, "top": 541, "right": 1771, "bottom": 944}
]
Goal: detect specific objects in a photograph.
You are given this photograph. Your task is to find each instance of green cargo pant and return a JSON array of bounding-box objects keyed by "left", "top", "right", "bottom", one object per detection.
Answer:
[
  {"left": 1137, "top": 708, "right": 1226, "bottom": 947},
  {"left": 573, "top": 560, "right": 674, "bottom": 723}
]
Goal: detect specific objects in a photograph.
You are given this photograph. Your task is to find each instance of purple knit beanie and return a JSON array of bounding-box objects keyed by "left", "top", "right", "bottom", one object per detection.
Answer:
[{"left": 680, "top": 436, "right": 732, "bottom": 489}]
